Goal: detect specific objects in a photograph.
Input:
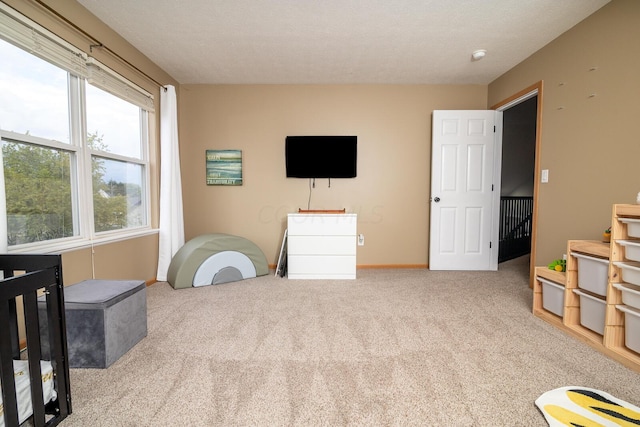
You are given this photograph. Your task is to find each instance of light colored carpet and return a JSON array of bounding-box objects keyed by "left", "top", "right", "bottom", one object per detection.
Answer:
[{"left": 60, "top": 257, "right": 640, "bottom": 426}]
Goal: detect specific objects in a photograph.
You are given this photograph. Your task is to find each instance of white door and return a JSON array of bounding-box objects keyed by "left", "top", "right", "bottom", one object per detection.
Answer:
[{"left": 429, "top": 110, "right": 502, "bottom": 270}]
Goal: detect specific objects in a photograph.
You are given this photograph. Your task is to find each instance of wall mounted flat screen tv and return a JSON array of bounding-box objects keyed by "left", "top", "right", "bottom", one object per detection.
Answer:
[{"left": 285, "top": 136, "right": 357, "bottom": 178}]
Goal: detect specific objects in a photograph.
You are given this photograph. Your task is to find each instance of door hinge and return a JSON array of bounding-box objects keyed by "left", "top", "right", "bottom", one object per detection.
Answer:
[
  {"left": 492, "top": 184, "right": 494, "bottom": 191},
  {"left": 489, "top": 241, "right": 492, "bottom": 249},
  {"left": 493, "top": 125, "right": 496, "bottom": 132}
]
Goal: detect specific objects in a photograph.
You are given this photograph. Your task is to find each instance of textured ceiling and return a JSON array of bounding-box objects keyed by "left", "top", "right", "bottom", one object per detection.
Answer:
[{"left": 76, "top": 0, "right": 610, "bottom": 85}]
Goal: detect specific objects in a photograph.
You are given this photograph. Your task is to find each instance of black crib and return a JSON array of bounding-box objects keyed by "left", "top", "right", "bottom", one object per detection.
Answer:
[{"left": 0, "top": 255, "right": 71, "bottom": 427}]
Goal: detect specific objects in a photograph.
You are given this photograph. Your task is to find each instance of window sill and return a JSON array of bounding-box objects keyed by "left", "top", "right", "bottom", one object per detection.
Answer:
[{"left": 8, "top": 228, "right": 160, "bottom": 255}]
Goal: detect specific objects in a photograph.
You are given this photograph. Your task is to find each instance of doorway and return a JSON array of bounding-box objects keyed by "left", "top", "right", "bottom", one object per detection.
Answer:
[
  {"left": 498, "top": 96, "right": 536, "bottom": 262},
  {"left": 492, "top": 82, "right": 543, "bottom": 286}
]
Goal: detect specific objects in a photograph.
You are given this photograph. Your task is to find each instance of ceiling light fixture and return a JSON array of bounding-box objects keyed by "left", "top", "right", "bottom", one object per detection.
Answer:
[{"left": 471, "top": 49, "right": 487, "bottom": 61}]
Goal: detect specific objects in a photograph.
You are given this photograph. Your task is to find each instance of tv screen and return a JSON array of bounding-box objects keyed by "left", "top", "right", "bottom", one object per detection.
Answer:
[{"left": 285, "top": 136, "right": 357, "bottom": 178}]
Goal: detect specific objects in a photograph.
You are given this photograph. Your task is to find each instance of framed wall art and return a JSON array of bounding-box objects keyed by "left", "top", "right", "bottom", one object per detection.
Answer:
[{"left": 206, "top": 149, "right": 243, "bottom": 185}]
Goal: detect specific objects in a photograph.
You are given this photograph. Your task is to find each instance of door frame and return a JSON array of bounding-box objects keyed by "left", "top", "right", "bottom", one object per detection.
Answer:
[{"left": 491, "top": 81, "right": 543, "bottom": 288}]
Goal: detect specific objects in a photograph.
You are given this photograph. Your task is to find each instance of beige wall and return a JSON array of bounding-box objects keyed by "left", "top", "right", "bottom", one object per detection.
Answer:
[
  {"left": 488, "top": 0, "right": 640, "bottom": 266},
  {"left": 180, "top": 84, "right": 487, "bottom": 266},
  {"left": 2, "top": 0, "right": 176, "bottom": 283},
  {"left": 60, "top": 235, "right": 159, "bottom": 285}
]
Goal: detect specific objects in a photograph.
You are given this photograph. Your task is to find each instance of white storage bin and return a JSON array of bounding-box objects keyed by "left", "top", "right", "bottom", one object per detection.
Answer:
[
  {"left": 619, "top": 218, "right": 640, "bottom": 238},
  {"left": 572, "top": 252, "right": 609, "bottom": 296},
  {"left": 613, "top": 261, "right": 640, "bottom": 286},
  {"left": 612, "top": 282, "right": 640, "bottom": 310},
  {"left": 617, "top": 240, "right": 640, "bottom": 262},
  {"left": 616, "top": 305, "right": 640, "bottom": 354},
  {"left": 538, "top": 277, "right": 565, "bottom": 317},
  {"left": 572, "top": 289, "right": 606, "bottom": 335}
]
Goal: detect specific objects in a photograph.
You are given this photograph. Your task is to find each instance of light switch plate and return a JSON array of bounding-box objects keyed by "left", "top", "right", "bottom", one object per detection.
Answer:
[{"left": 541, "top": 169, "right": 549, "bottom": 183}]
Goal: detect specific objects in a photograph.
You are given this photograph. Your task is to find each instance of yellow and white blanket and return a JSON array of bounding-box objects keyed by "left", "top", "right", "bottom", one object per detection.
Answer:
[
  {"left": 0, "top": 360, "right": 57, "bottom": 427},
  {"left": 536, "top": 386, "right": 640, "bottom": 426}
]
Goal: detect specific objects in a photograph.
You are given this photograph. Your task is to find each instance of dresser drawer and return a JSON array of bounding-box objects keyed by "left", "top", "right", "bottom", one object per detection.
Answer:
[
  {"left": 287, "top": 255, "right": 356, "bottom": 279},
  {"left": 288, "top": 235, "right": 356, "bottom": 255},
  {"left": 287, "top": 214, "right": 357, "bottom": 236}
]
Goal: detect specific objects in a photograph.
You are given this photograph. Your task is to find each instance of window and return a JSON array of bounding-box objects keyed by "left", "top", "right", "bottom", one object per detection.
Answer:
[
  {"left": 0, "top": 5, "right": 154, "bottom": 251},
  {"left": 2, "top": 139, "right": 74, "bottom": 245},
  {"left": 0, "top": 39, "right": 71, "bottom": 143},
  {"left": 86, "top": 83, "right": 148, "bottom": 233}
]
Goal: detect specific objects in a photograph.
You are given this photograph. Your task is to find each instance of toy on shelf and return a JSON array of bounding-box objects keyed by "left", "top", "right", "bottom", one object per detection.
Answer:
[
  {"left": 548, "top": 259, "right": 566, "bottom": 272},
  {"left": 603, "top": 226, "right": 611, "bottom": 243}
]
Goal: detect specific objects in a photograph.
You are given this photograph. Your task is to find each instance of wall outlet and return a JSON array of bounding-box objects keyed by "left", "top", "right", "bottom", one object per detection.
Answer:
[{"left": 358, "top": 234, "right": 365, "bottom": 246}]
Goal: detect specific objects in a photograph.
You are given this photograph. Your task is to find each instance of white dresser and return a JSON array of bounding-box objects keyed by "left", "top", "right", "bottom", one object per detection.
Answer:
[{"left": 287, "top": 213, "right": 357, "bottom": 279}]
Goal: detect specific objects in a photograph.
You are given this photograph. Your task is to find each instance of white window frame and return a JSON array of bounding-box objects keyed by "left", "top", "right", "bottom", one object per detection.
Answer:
[{"left": 0, "top": 3, "right": 156, "bottom": 254}]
